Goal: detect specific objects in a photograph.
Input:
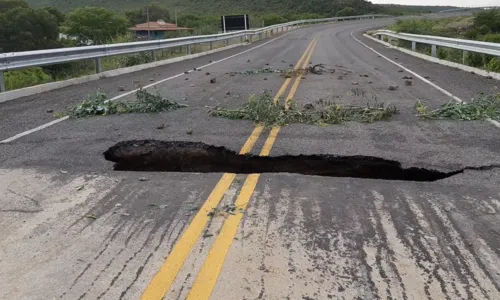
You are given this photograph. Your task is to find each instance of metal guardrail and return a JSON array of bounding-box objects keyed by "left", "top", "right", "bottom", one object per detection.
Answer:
[
  {"left": 0, "top": 14, "right": 387, "bottom": 92},
  {"left": 372, "top": 30, "right": 500, "bottom": 62}
]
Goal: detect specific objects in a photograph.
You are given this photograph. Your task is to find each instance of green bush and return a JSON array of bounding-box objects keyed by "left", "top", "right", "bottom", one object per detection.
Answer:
[
  {"left": 5, "top": 67, "right": 52, "bottom": 90},
  {"left": 486, "top": 57, "right": 500, "bottom": 72}
]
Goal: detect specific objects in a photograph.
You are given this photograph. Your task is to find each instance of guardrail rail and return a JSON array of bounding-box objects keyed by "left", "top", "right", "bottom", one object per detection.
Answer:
[
  {"left": 0, "top": 14, "right": 388, "bottom": 92},
  {"left": 372, "top": 29, "right": 500, "bottom": 64}
]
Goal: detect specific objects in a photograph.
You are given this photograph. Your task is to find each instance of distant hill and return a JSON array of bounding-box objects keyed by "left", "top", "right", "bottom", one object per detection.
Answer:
[{"left": 25, "top": 0, "right": 458, "bottom": 16}]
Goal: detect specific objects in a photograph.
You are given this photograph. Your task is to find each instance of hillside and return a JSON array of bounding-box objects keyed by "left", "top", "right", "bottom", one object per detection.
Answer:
[{"left": 26, "top": 0, "right": 380, "bottom": 15}]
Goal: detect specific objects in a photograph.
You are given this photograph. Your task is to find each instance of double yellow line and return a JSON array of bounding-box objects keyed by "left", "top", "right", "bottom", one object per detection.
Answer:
[{"left": 141, "top": 36, "right": 318, "bottom": 300}]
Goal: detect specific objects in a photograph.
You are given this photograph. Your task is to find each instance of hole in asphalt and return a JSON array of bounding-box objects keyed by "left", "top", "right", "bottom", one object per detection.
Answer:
[{"left": 103, "top": 140, "right": 497, "bottom": 182}]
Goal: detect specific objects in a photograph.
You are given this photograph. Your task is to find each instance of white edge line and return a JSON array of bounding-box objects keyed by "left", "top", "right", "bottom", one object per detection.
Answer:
[
  {"left": 0, "top": 32, "right": 293, "bottom": 144},
  {"left": 351, "top": 31, "right": 500, "bottom": 129}
]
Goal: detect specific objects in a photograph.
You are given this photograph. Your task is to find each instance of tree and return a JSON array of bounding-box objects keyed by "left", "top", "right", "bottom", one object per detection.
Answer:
[
  {"left": 474, "top": 9, "right": 500, "bottom": 34},
  {"left": 336, "top": 7, "right": 355, "bottom": 17},
  {"left": 41, "top": 6, "right": 64, "bottom": 25},
  {"left": 261, "top": 14, "right": 287, "bottom": 26},
  {"left": 0, "top": 0, "right": 27, "bottom": 11},
  {"left": 125, "top": 3, "right": 171, "bottom": 26},
  {"left": 64, "top": 7, "right": 128, "bottom": 45},
  {"left": 0, "top": 7, "right": 60, "bottom": 52}
]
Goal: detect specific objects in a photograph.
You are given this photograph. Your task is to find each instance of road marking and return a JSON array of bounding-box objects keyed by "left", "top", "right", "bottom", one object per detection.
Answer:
[
  {"left": 140, "top": 37, "right": 317, "bottom": 300},
  {"left": 186, "top": 128, "right": 280, "bottom": 300},
  {"left": 351, "top": 31, "right": 500, "bottom": 129},
  {"left": 286, "top": 38, "right": 318, "bottom": 108},
  {"left": 0, "top": 32, "right": 296, "bottom": 144},
  {"left": 186, "top": 38, "right": 318, "bottom": 300}
]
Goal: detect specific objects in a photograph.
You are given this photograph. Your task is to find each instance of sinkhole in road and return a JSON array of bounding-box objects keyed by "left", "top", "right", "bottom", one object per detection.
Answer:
[{"left": 102, "top": 140, "right": 489, "bottom": 182}]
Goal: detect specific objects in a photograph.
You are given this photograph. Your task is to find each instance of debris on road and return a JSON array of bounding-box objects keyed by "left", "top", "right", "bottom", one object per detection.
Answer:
[
  {"left": 190, "top": 84, "right": 195, "bottom": 87},
  {"left": 226, "top": 91, "right": 231, "bottom": 95},
  {"left": 118, "top": 86, "right": 125, "bottom": 91},
  {"left": 264, "top": 77, "right": 268, "bottom": 80},
  {"left": 352, "top": 82, "right": 359, "bottom": 85},
  {"left": 337, "top": 75, "right": 343, "bottom": 80},
  {"left": 205, "top": 72, "right": 210, "bottom": 75},
  {"left": 405, "top": 80, "right": 412, "bottom": 86},
  {"left": 186, "top": 130, "right": 193, "bottom": 135},
  {"left": 156, "top": 124, "right": 165, "bottom": 129},
  {"left": 208, "top": 92, "right": 398, "bottom": 126},
  {"left": 207, "top": 204, "right": 244, "bottom": 218},
  {"left": 86, "top": 214, "right": 97, "bottom": 220},
  {"left": 139, "top": 177, "right": 149, "bottom": 181},
  {"left": 70, "top": 89, "right": 187, "bottom": 118},
  {"left": 46, "top": 109, "right": 53, "bottom": 113},
  {"left": 185, "top": 78, "right": 189, "bottom": 80},
  {"left": 149, "top": 78, "right": 155, "bottom": 82},
  {"left": 388, "top": 85, "right": 398, "bottom": 91},
  {"left": 184, "top": 71, "right": 189, "bottom": 74},
  {"left": 402, "top": 76, "right": 413, "bottom": 79},
  {"left": 76, "top": 185, "right": 85, "bottom": 191},
  {"left": 415, "top": 93, "right": 500, "bottom": 120},
  {"left": 210, "top": 78, "right": 216, "bottom": 83},
  {"left": 230, "top": 67, "right": 283, "bottom": 76},
  {"left": 398, "top": 69, "right": 403, "bottom": 72}
]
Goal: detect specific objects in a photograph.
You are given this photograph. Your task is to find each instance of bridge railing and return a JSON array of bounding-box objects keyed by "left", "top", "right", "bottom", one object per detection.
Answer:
[
  {"left": 0, "top": 14, "right": 388, "bottom": 92},
  {"left": 371, "top": 29, "right": 500, "bottom": 63}
]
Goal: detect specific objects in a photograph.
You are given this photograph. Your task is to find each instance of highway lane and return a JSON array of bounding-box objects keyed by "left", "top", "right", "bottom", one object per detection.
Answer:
[{"left": 1, "top": 18, "right": 500, "bottom": 300}]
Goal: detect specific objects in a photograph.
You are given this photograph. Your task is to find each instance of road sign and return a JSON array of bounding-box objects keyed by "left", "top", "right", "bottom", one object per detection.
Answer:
[{"left": 221, "top": 15, "right": 249, "bottom": 33}]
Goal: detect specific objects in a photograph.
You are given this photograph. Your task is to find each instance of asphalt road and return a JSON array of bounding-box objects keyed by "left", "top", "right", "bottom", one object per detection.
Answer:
[{"left": 1, "top": 18, "right": 500, "bottom": 300}]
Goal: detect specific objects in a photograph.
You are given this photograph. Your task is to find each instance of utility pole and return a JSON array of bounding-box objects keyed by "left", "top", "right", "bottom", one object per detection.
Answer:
[
  {"left": 175, "top": 8, "right": 181, "bottom": 26},
  {"left": 146, "top": 6, "right": 150, "bottom": 40}
]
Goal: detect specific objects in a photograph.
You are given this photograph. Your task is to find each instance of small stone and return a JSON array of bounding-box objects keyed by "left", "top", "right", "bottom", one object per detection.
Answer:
[
  {"left": 186, "top": 130, "right": 193, "bottom": 135},
  {"left": 139, "top": 177, "right": 149, "bottom": 182},
  {"left": 352, "top": 82, "right": 358, "bottom": 85},
  {"left": 303, "top": 103, "right": 314, "bottom": 110},
  {"left": 444, "top": 206, "right": 451, "bottom": 212},
  {"left": 398, "top": 70, "right": 403, "bottom": 73},
  {"left": 115, "top": 203, "right": 122, "bottom": 208},
  {"left": 205, "top": 72, "right": 210, "bottom": 75},
  {"left": 388, "top": 85, "right": 398, "bottom": 91},
  {"left": 263, "top": 78, "right": 268, "bottom": 80},
  {"left": 133, "top": 80, "right": 139, "bottom": 84},
  {"left": 486, "top": 76, "right": 493, "bottom": 79},
  {"left": 185, "top": 78, "right": 189, "bottom": 80},
  {"left": 209, "top": 60, "right": 212, "bottom": 63},
  {"left": 247, "top": 59, "right": 251, "bottom": 62},
  {"left": 363, "top": 74, "right": 369, "bottom": 77},
  {"left": 118, "top": 86, "right": 125, "bottom": 91},
  {"left": 149, "top": 78, "right": 155, "bottom": 81},
  {"left": 404, "top": 80, "right": 412, "bottom": 86},
  {"left": 190, "top": 84, "right": 195, "bottom": 87},
  {"left": 265, "top": 63, "right": 269, "bottom": 66},
  {"left": 226, "top": 91, "right": 231, "bottom": 95},
  {"left": 402, "top": 76, "right": 413, "bottom": 79},
  {"left": 374, "top": 67, "right": 379, "bottom": 70},
  {"left": 301, "top": 76, "right": 306, "bottom": 79},
  {"left": 470, "top": 71, "right": 475, "bottom": 74},
  {"left": 210, "top": 78, "right": 216, "bottom": 83},
  {"left": 289, "top": 64, "right": 294, "bottom": 67},
  {"left": 394, "top": 57, "right": 398, "bottom": 60},
  {"left": 156, "top": 124, "right": 165, "bottom": 129},
  {"left": 184, "top": 71, "right": 189, "bottom": 74},
  {"left": 230, "top": 73, "right": 235, "bottom": 77},
  {"left": 368, "top": 81, "right": 373, "bottom": 84},
  {"left": 281, "top": 60, "right": 286, "bottom": 63},
  {"left": 337, "top": 75, "right": 343, "bottom": 80},
  {"left": 424, "top": 76, "right": 430, "bottom": 79},
  {"left": 197, "top": 68, "right": 202, "bottom": 71},
  {"left": 343, "top": 72, "right": 348, "bottom": 75},
  {"left": 46, "top": 109, "right": 53, "bottom": 113}
]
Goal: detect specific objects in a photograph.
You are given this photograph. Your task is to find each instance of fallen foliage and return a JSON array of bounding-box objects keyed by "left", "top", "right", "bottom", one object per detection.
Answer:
[
  {"left": 70, "top": 89, "right": 186, "bottom": 118},
  {"left": 208, "top": 92, "right": 398, "bottom": 127},
  {"left": 415, "top": 93, "right": 500, "bottom": 120}
]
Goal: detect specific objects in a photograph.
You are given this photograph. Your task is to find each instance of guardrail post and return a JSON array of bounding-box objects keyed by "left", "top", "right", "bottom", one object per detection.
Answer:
[
  {"left": 265, "top": 31, "right": 268, "bottom": 38},
  {"left": 95, "top": 57, "right": 102, "bottom": 73},
  {"left": 151, "top": 50, "right": 156, "bottom": 61},
  {"left": 210, "top": 41, "right": 213, "bottom": 50},
  {"left": 411, "top": 41, "right": 416, "bottom": 51},
  {"left": 249, "top": 34, "right": 253, "bottom": 43},
  {"left": 0, "top": 72, "right": 5, "bottom": 92},
  {"left": 431, "top": 45, "right": 437, "bottom": 57},
  {"left": 187, "top": 44, "right": 191, "bottom": 55},
  {"left": 226, "top": 39, "right": 229, "bottom": 46},
  {"left": 240, "top": 36, "right": 243, "bottom": 44},
  {"left": 463, "top": 50, "right": 467, "bottom": 64}
]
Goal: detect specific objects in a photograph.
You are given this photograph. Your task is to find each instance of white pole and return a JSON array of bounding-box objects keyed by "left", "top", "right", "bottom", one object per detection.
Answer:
[
  {"left": 223, "top": 16, "right": 226, "bottom": 33},
  {"left": 243, "top": 14, "right": 247, "bottom": 30}
]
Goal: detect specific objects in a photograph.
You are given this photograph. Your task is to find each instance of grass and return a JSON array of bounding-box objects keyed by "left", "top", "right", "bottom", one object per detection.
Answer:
[
  {"left": 208, "top": 92, "right": 398, "bottom": 127},
  {"left": 415, "top": 94, "right": 500, "bottom": 120},
  {"left": 70, "top": 89, "right": 186, "bottom": 118}
]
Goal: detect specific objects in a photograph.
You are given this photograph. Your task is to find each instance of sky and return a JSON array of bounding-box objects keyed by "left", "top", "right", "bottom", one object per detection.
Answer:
[{"left": 371, "top": 0, "right": 499, "bottom": 7}]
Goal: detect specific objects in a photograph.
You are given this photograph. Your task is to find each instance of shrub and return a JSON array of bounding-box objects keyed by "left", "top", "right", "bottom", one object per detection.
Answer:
[{"left": 5, "top": 67, "right": 52, "bottom": 90}]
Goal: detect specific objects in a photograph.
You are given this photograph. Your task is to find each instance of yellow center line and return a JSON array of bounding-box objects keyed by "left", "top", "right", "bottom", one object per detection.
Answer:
[
  {"left": 186, "top": 37, "right": 318, "bottom": 300},
  {"left": 140, "top": 37, "right": 318, "bottom": 300},
  {"left": 273, "top": 38, "right": 315, "bottom": 103}
]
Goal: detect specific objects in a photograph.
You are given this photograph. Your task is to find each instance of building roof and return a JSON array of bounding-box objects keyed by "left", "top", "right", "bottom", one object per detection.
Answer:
[{"left": 129, "top": 21, "right": 191, "bottom": 31}]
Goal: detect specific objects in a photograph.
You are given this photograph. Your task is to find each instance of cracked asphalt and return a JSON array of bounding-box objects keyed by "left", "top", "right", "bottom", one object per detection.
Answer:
[{"left": 1, "top": 18, "right": 500, "bottom": 300}]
